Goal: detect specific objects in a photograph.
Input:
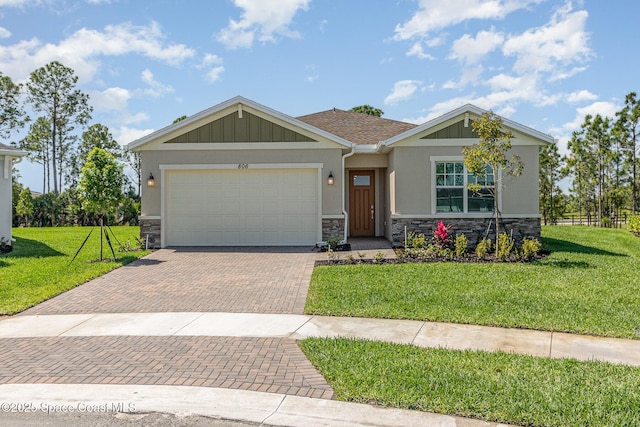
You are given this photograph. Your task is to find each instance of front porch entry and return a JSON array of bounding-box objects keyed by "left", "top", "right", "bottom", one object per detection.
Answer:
[{"left": 349, "top": 170, "right": 375, "bottom": 237}]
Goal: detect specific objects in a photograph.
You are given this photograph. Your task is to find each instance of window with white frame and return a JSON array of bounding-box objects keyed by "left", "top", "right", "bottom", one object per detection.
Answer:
[{"left": 434, "top": 160, "right": 495, "bottom": 213}]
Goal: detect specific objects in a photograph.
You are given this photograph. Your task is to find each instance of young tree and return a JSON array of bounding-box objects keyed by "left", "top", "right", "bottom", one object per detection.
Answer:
[
  {"left": 78, "top": 147, "right": 125, "bottom": 260},
  {"left": 26, "top": 61, "right": 92, "bottom": 196},
  {"left": 616, "top": 92, "right": 640, "bottom": 213},
  {"left": 463, "top": 111, "right": 523, "bottom": 256},
  {"left": 0, "top": 72, "right": 28, "bottom": 138},
  {"left": 349, "top": 105, "right": 384, "bottom": 117},
  {"left": 539, "top": 142, "right": 565, "bottom": 224},
  {"left": 71, "top": 123, "right": 122, "bottom": 185},
  {"left": 16, "top": 188, "right": 34, "bottom": 226}
]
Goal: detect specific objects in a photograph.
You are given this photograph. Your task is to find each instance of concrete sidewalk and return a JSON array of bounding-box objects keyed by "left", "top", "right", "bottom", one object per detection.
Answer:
[
  {"left": 0, "top": 383, "right": 510, "bottom": 427},
  {"left": 1, "top": 312, "right": 639, "bottom": 366}
]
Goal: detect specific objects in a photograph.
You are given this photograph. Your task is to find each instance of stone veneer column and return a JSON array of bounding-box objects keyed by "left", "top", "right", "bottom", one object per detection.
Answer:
[
  {"left": 322, "top": 218, "right": 345, "bottom": 241},
  {"left": 139, "top": 218, "right": 161, "bottom": 249}
]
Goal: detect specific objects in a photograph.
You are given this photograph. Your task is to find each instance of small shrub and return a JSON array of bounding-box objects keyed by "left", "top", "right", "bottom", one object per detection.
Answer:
[
  {"left": 628, "top": 214, "right": 640, "bottom": 234},
  {"left": 326, "top": 237, "right": 341, "bottom": 249},
  {"left": 406, "top": 231, "right": 427, "bottom": 249},
  {"left": 497, "top": 232, "right": 515, "bottom": 260},
  {"left": 522, "top": 237, "right": 542, "bottom": 260},
  {"left": 433, "top": 220, "right": 452, "bottom": 248},
  {"left": 345, "top": 254, "right": 356, "bottom": 264},
  {"left": 454, "top": 234, "right": 468, "bottom": 257},
  {"left": 357, "top": 251, "right": 366, "bottom": 260},
  {"left": 373, "top": 251, "right": 386, "bottom": 263},
  {"left": 476, "top": 238, "right": 492, "bottom": 259},
  {"left": 327, "top": 248, "right": 339, "bottom": 261}
]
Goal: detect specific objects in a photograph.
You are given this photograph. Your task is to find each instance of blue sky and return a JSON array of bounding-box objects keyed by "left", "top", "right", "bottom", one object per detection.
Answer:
[{"left": 1, "top": 0, "right": 637, "bottom": 191}]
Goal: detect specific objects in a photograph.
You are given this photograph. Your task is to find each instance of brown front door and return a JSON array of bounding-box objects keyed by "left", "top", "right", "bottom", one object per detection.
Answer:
[{"left": 349, "top": 170, "right": 375, "bottom": 236}]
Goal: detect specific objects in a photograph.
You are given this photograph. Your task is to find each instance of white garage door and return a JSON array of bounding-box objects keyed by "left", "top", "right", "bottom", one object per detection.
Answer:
[{"left": 165, "top": 168, "right": 319, "bottom": 246}]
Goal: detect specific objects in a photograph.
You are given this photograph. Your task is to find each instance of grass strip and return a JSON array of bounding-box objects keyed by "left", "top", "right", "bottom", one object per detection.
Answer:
[
  {"left": 0, "top": 226, "right": 149, "bottom": 314},
  {"left": 300, "top": 337, "right": 640, "bottom": 427},
  {"left": 305, "top": 226, "right": 640, "bottom": 338}
]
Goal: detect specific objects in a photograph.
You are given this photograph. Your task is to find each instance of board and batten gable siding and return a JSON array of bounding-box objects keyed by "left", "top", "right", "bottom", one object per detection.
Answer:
[
  {"left": 422, "top": 120, "right": 476, "bottom": 139},
  {"left": 165, "top": 111, "right": 316, "bottom": 144}
]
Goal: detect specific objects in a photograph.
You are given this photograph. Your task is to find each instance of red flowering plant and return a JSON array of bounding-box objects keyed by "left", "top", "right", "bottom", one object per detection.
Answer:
[{"left": 433, "top": 220, "right": 453, "bottom": 249}]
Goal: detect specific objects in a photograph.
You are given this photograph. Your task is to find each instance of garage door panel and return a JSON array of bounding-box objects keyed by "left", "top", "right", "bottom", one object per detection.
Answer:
[{"left": 165, "top": 168, "right": 319, "bottom": 246}]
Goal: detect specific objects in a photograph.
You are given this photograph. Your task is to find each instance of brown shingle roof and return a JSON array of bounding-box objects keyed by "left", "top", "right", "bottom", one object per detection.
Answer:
[{"left": 297, "top": 109, "right": 417, "bottom": 145}]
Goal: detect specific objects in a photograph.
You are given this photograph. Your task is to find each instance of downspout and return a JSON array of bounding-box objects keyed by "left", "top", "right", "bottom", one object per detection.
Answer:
[{"left": 341, "top": 145, "right": 356, "bottom": 243}]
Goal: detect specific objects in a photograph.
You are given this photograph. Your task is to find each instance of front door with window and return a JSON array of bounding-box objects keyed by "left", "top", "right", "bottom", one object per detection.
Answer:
[{"left": 349, "top": 170, "right": 375, "bottom": 236}]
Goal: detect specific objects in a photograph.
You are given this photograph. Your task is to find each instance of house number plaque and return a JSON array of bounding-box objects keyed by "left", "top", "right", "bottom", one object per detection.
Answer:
[{"left": 238, "top": 163, "right": 249, "bottom": 169}]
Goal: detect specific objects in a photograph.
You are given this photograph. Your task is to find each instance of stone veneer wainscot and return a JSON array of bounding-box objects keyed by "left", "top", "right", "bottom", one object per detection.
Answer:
[{"left": 391, "top": 217, "right": 541, "bottom": 247}]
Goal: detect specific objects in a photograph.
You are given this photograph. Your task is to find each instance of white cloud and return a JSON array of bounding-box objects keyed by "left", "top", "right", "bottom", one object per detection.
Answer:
[
  {"left": 0, "top": 27, "right": 11, "bottom": 38},
  {"left": 384, "top": 80, "right": 422, "bottom": 105},
  {"left": 394, "top": 0, "right": 543, "bottom": 40},
  {"left": 502, "top": 3, "right": 591, "bottom": 79},
  {"left": 560, "top": 101, "right": 620, "bottom": 132},
  {"left": 116, "top": 126, "right": 155, "bottom": 146},
  {"left": 0, "top": 21, "right": 195, "bottom": 82},
  {"left": 566, "top": 90, "right": 597, "bottom": 103},
  {"left": 206, "top": 66, "right": 225, "bottom": 83},
  {"left": 406, "top": 42, "right": 435, "bottom": 60},
  {"left": 140, "top": 69, "right": 174, "bottom": 98},
  {"left": 0, "top": 0, "right": 35, "bottom": 6},
  {"left": 217, "top": 0, "right": 310, "bottom": 49},
  {"left": 89, "top": 87, "right": 131, "bottom": 112},
  {"left": 449, "top": 29, "right": 504, "bottom": 65},
  {"left": 201, "top": 53, "right": 223, "bottom": 66}
]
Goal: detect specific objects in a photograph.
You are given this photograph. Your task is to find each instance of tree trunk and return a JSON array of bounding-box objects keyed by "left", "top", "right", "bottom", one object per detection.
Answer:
[
  {"left": 99, "top": 215, "right": 103, "bottom": 261},
  {"left": 494, "top": 168, "right": 500, "bottom": 258}
]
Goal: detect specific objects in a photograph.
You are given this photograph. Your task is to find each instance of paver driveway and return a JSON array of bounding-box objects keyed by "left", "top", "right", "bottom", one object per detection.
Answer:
[
  {"left": 7, "top": 247, "right": 333, "bottom": 399},
  {"left": 24, "top": 247, "right": 318, "bottom": 315}
]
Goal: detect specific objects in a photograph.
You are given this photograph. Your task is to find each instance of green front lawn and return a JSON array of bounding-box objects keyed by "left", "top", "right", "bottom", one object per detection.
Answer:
[
  {"left": 300, "top": 338, "right": 640, "bottom": 427},
  {"left": 306, "top": 226, "right": 640, "bottom": 339},
  {"left": 0, "top": 226, "right": 149, "bottom": 314}
]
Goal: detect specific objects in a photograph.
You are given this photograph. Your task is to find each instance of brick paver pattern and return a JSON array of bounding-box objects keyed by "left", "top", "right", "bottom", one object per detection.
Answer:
[
  {"left": 0, "top": 336, "right": 333, "bottom": 399},
  {"left": 24, "top": 248, "right": 317, "bottom": 315}
]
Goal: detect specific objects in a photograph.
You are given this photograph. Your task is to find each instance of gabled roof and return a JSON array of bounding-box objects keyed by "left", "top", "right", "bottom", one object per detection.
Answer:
[
  {"left": 382, "top": 104, "right": 555, "bottom": 146},
  {"left": 0, "top": 142, "right": 27, "bottom": 157},
  {"left": 127, "top": 96, "right": 353, "bottom": 150},
  {"left": 297, "top": 109, "right": 417, "bottom": 145}
]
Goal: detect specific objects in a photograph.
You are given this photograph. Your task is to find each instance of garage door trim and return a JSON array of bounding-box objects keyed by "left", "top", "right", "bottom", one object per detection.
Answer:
[{"left": 159, "top": 163, "right": 323, "bottom": 247}]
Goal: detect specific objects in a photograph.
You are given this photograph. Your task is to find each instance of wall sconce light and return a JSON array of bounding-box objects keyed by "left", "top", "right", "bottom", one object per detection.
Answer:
[
  {"left": 147, "top": 173, "right": 155, "bottom": 187},
  {"left": 327, "top": 172, "right": 334, "bottom": 185}
]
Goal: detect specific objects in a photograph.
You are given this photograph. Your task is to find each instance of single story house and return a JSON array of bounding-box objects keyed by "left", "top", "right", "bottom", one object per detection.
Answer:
[
  {"left": 128, "top": 96, "right": 553, "bottom": 248},
  {"left": 0, "top": 142, "right": 27, "bottom": 250}
]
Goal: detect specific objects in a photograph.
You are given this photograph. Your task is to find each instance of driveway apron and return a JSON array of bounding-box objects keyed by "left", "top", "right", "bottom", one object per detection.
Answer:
[
  {"left": 4, "top": 247, "right": 333, "bottom": 399},
  {"left": 23, "top": 247, "right": 316, "bottom": 315}
]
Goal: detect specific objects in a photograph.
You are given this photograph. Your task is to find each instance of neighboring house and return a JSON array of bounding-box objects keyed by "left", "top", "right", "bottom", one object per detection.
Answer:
[
  {"left": 128, "top": 96, "right": 553, "bottom": 248},
  {"left": 0, "top": 142, "right": 27, "bottom": 249}
]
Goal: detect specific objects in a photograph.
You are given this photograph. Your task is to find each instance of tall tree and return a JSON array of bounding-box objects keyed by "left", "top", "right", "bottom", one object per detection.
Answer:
[
  {"left": 124, "top": 149, "right": 142, "bottom": 196},
  {"left": 583, "top": 114, "right": 612, "bottom": 226},
  {"left": 349, "top": 105, "right": 384, "bottom": 117},
  {"left": 0, "top": 71, "right": 28, "bottom": 138},
  {"left": 616, "top": 92, "right": 640, "bottom": 213},
  {"left": 539, "top": 142, "right": 565, "bottom": 225},
  {"left": 20, "top": 117, "right": 52, "bottom": 194},
  {"left": 26, "top": 61, "right": 92, "bottom": 196},
  {"left": 463, "top": 111, "right": 523, "bottom": 256}
]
